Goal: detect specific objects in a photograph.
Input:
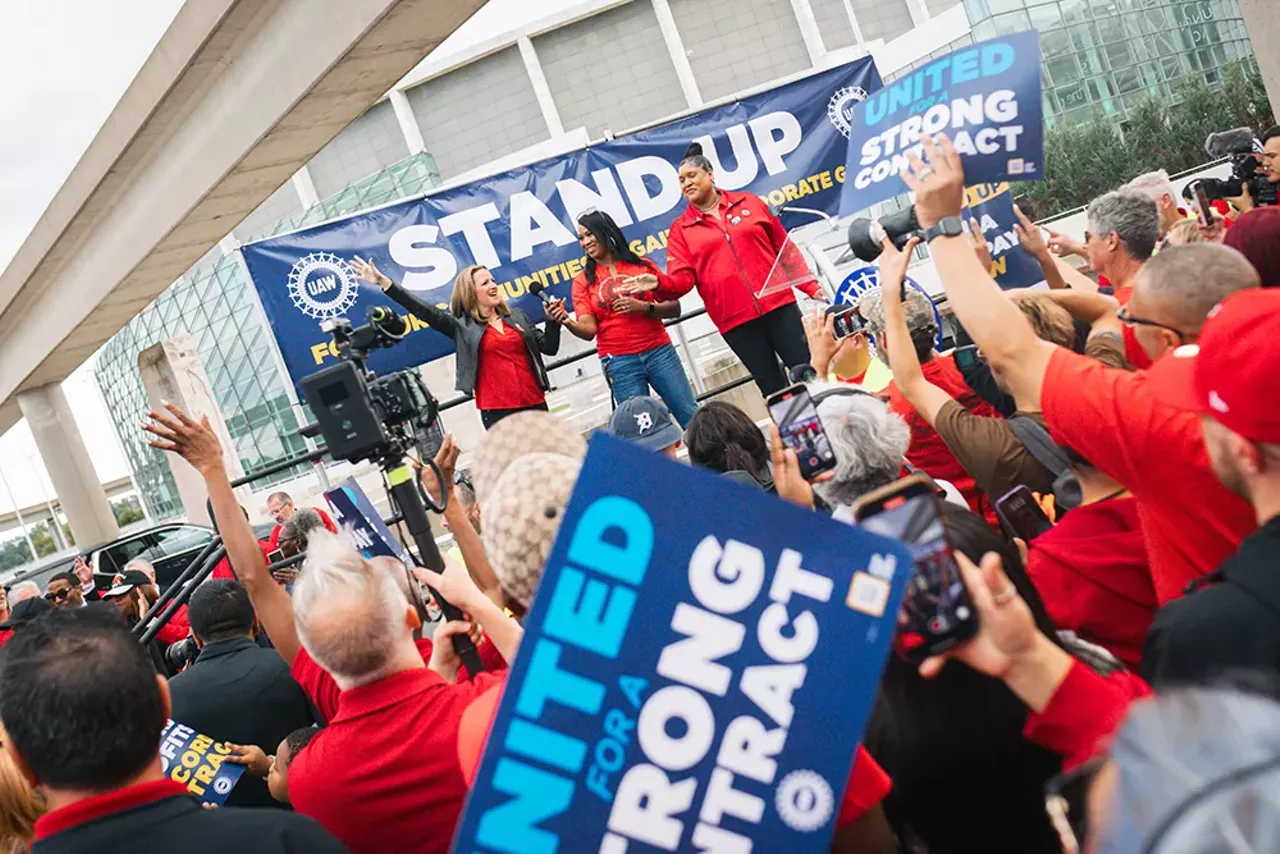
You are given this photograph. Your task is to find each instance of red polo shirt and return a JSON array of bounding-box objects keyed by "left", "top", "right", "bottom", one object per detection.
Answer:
[
  {"left": 212, "top": 540, "right": 276, "bottom": 581},
  {"left": 473, "top": 323, "right": 545, "bottom": 412},
  {"left": 571, "top": 259, "right": 671, "bottom": 357},
  {"left": 1041, "top": 348, "right": 1256, "bottom": 601}
]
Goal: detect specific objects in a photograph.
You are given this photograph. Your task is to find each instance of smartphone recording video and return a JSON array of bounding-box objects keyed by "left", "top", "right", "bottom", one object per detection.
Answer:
[
  {"left": 766, "top": 384, "right": 837, "bottom": 480},
  {"left": 827, "top": 305, "right": 863, "bottom": 340},
  {"left": 855, "top": 475, "right": 978, "bottom": 662}
]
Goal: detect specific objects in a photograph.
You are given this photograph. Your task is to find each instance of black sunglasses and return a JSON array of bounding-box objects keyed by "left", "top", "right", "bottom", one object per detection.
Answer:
[
  {"left": 1116, "top": 305, "right": 1186, "bottom": 340},
  {"left": 45, "top": 588, "right": 72, "bottom": 602}
]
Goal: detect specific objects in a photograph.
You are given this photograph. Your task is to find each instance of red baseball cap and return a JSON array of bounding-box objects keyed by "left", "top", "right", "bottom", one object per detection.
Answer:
[{"left": 1150, "top": 289, "right": 1280, "bottom": 443}]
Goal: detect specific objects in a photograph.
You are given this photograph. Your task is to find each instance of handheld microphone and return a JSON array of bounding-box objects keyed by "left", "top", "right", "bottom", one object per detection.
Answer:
[
  {"left": 1204, "top": 128, "right": 1259, "bottom": 158},
  {"left": 527, "top": 281, "right": 554, "bottom": 306}
]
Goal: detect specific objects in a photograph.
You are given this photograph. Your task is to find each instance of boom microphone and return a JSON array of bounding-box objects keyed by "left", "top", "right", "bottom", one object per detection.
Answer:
[
  {"left": 1204, "top": 128, "right": 1259, "bottom": 158},
  {"left": 368, "top": 305, "right": 410, "bottom": 338}
]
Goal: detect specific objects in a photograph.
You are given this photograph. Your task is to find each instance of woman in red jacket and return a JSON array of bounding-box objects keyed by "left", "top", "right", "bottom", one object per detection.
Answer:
[{"left": 631, "top": 143, "right": 825, "bottom": 396}]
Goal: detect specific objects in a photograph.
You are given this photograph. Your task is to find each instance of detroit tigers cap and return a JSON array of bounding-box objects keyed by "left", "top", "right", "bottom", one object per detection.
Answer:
[{"left": 606, "top": 396, "right": 683, "bottom": 453}]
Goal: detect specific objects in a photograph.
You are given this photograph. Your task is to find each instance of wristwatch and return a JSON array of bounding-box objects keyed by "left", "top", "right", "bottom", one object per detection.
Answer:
[
  {"left": 645, "top": 303, "right": 654, "bottom": 316},
  {"left": 922, "top": 216, "right": 965, "bottom": 243}
]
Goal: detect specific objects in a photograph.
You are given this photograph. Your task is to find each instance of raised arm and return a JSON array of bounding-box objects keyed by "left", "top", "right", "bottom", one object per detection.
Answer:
[
  {"left": 532, "top": 307, "right": 562, "bottom": 356},
  {"left": 878, "top": 237, "right": 955, "bottom": 426},
  {"left": 351, "top": 256, "right": 460, "bottom": 338},
  {"left": 143, "top": 404, "right": 301, "bottom": 664},
  {"left": 904, "top": 136, "right": 1057, "bottom": 412},
  {"left": 414, "top": 557, "right": 522, "bottom": 665},
  {"left": 421, "top": 437, "right": 502, "bottom": 606},
  {"left": 651, "top": 227, "right": 698, "bottom": 300},
  {"left": 1010, "top": 209, "right": 1070, "bottom": 291}
]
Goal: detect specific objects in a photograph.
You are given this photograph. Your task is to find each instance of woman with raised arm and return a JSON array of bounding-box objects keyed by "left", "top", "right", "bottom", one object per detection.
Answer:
[
  {"left": 628, "top": 142, "right": 826, "bottom": 396},
  {"left": 351, "top": 258, "right": 568, "bottom": 430},
  {"left": 560, "top": 209, "right": 698, "bottom": 427}
]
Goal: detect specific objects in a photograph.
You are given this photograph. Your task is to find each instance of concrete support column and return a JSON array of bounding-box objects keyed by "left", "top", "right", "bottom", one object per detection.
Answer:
[
  {"left": 138, "top": 334, "right": 251, "bottom": 527},
  {"left": 1239, "top": 0, "right": 1280, "bottom": 120},
  {"left": 652, "top": 0, "right": 703, "bottom": 108},
  {"left": 841, "top": 0, "right": 866, "bottom": 45},
  {"left": 906, "top": 0, "right": 929, "bottom": 26},
  {"left": 17, "top": 384, "right": 119, "bottom": 546},
  {"left": 388, "top": 89, "right": 427, "bottom": 154},
  {"left": 291, "top": 165, "right": 321, "bottom": 209},
  {"left": 518, "top": 36, "right": 565, "bottom": 137},
  {"left": 789, "top": 0, "right": 827, "bottom": 66}
]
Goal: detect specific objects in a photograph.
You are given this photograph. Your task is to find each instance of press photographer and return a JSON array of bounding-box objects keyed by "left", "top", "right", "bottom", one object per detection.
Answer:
[{"left": 1195, "top": 125, "right": 1280, "bottom": 212}]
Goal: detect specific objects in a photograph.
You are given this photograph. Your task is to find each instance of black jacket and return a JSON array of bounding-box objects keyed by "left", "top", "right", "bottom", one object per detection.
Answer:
[
  {"left": 33, "top": 792, "right": 347, "bottom": 854},
  {"left": 1141, "top": 515, "right": 1280, "bottom": 687},
  {"left": 168, "top": 637, "right": 317, "bottom": 808},
  {"left": 384, "top": 282, "right": 561, "bottom": 398}
]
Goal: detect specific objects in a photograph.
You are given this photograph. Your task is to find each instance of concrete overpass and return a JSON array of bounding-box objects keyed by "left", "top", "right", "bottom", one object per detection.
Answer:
[{"left": 0, "top": 0, "right": 485, "bottom": 545}]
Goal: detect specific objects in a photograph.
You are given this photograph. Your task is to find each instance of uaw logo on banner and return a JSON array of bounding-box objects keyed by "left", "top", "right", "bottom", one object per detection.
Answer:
[
  {"left": 834, "top": 266, "right": 945, "bottom": 348},
  {"left": 159, "top": 720, "right": 245, "bottom": 807},
  {"left": 241, "top": 56, "right": 882, "bottom": 396},
  {"left": 839, "top": 31, "right": 1043, "bottom": 215},
  {"left": 451, "top": 437, "right": 913, "bottom": 853}
]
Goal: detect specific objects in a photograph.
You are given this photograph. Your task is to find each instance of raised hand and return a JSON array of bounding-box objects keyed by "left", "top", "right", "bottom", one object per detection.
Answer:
[
  {"left": 545, "top": 298, "right": 571, "bottom": 324},
  {"left": 877, "top": 235, "right": 921, "bottom": 295},
  {"left": 421, "top": 434, "right": 460, "bottom": 507},
  {"left": 350, "top": 255, "right": 393, "bottom": 290},
  {"left": 618, "top": 273, "right": 660, "bottom": 294},
  {"left": 803, "top": 308, "right": 837, "bottom": 375},
  {"left": 900, "top": 134, "right": 965, "bottom": 230},
  {"left": 143, "top": 403, "right": 225, "bottom": 476},
  {"left": 1012, "top": 205, "right": 1051, "bottom": 261},
  {"left": 1045, "top": 229, "right": 1086, "bottom": 261},
  {"left": 965, "top": 217, "right": 993, "bottom": 270}
]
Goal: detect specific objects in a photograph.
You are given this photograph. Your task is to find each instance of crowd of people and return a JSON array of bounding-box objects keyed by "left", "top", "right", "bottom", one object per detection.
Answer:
[{"left": 1, "top": 125, "right": 1278, "bottom": 854}]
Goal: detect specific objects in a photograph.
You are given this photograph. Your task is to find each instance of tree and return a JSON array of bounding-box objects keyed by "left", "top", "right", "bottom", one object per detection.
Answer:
[
  {"left": 0, "top": 538, "right": 34, "bottom": 572},
  {"left": 112, "top": 497, "right": 146, "bottom": 527},
  {"left": 1015, "top": 116, "right": 1132, "bottom": 219}
]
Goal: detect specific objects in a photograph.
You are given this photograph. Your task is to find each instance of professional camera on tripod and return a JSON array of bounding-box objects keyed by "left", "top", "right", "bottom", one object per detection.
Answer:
[{"left": 299, "top": 305, "right": 481, "bottom": 673}]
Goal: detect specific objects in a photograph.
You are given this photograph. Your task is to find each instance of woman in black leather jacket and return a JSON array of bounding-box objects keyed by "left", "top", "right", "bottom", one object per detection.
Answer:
[{"left": 352, "top": 257, "right": 568, "bottom": 429}]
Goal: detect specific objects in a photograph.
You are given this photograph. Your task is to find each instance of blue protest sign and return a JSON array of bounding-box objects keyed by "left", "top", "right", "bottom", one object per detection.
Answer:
[
  {"left": 324, "top": 477, "right": 412, "bottom": 565},
  {"left": 241, "top": 57, "right": 882, "bottom": 396},
  {"left": 451, "top": 436, "right": 914, "bottom": 853},
  {"left": 840, "top": 31, "right": 1043, "bottom": 215},
  {"left": 962, "top": 183, "right": 1045, "bottom": 289},
  {"left": 833, "top": 265, "right": 944, "bottom": 348},
  {"left": 158, "top": 720, "right": 245, "bottom": 806}
]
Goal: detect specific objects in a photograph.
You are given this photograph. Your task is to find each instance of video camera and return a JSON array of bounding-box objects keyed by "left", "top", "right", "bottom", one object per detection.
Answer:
[
  {"left": 300, "top": 306, "right": 443, "bottom": 465},
  {"left": 1190, "top": 128, "right": 1277, "bottom": 207}
]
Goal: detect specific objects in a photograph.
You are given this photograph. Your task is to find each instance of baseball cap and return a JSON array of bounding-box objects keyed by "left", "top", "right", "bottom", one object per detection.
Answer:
[
  {"left": 472, "top": 411, "right": 586, "bottom": 609},
  {"left": 1149, "top": 289, "right": 1280, "bottom": 443},
  {"left": 103, "top": 570, "right": 151, "bottom": 598},
  {"left": 606, "top": 396, "right": 683, "bottom": 453},
  {"left": 0, "top": 596, "right": 54, "bottom": 629}
]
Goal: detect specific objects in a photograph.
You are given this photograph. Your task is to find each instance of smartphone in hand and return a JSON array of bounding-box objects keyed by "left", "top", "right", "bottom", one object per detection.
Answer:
[
  {"left": 766, "top": 383, "right": 837, "bottom": 480},
  {"left": 995, "top": 485, "right": 1054, "bottom": 542},
  {"left": 855, "top": 475, "right": 978, "bottom": 663}
]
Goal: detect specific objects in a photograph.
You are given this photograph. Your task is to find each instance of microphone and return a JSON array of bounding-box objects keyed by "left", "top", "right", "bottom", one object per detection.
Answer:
[
  {"left": 1204, "top": 128, "right": 1259, "bottom": 158},
  {"left": 527, "top": 281, "right": 554, "bottom": 306},
  {"left": 367, "top": 305, "right": 409, "bottom": 338}
]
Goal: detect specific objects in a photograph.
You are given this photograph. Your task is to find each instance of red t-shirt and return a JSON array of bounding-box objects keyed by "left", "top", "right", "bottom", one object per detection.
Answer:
[
  {"left": 212, "top": 540, "right": 276, "bottom": 581},
  {"left": 1041, "top": 348, "right": 1256, "bottom": 602},
  {"left": 1022, "top": 661, "right": 1152, "bottom": 770},
  {"left": 268, "top": 507, "right": 339, "bottom": 549},
  {"left": 1026, "top": 497, "right": 1157, "bottom": 670},
  {"left": 0, "top": 628, "right": 12, "bottom": 650},
  {"left": 154, "top": 603, "right": 192, "bottom": 647},
  {"left": 455, "top": 685, "right": 891, "bottom": 830},
  {"left": 289, "top": 653, "right": 505, "bottom": 854},
  {"left": 473, "top": 322, "right": 545, "bottom": 412},
  {"left": 885, "top": 354, "right": 1002, "bottom": 524},
  {"left": 571, "top": 260, "right": 671, "bottom": 357},
  {"left": 1110, "top": 285, "right": 1154, "bottom": 371}
]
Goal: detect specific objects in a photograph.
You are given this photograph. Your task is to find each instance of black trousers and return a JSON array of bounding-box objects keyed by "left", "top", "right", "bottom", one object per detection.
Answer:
[
  {"left": 720, "top": 303, "right": 812, "bottom": 397},
  {"left": 480, "top": 401, "right": 549, "bottom": 430}
]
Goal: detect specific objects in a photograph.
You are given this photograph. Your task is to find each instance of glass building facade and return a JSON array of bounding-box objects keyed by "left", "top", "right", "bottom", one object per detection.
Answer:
[
  {"left": 94, "top": 152, "right": 441, "bottom": 519},
  {"left": 961, "top": 0, "right": 1256, "bottom": 124}
]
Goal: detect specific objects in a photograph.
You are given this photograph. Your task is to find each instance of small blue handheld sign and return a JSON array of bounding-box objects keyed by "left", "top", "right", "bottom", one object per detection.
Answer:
[
  {"left": 159, "top": 720, "right": 245, "bottom": 806},
  {"left": 840, "top": 31, "right": 1043, "bottom": 215},
  {"left": 324, "top": 477, "right": 413, "bottom": 566},
  {"left": 961, "top": 183, "right": 1046, "bottom": 290},
  {"left": 451, "top": 436, "right": 914, "bottom": 853}
]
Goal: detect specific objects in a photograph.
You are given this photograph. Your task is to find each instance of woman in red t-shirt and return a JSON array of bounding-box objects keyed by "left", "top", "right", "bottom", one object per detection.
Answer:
[
  {"left": 560, "top": 210, "right": 699, "bottom": 427},
  {"left": 353, "top": 259, "right": 566, "bottom": 430}
]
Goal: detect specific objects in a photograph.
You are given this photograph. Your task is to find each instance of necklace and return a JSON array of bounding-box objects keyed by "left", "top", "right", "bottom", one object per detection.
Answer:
[{"left": 695, "top": 191, "right": 721, "bottom": 214}]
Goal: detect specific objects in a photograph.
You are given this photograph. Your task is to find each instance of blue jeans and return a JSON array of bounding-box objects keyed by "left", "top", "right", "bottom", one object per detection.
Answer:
[{"left": 602, "top": 344, "right": 699, "bottom": 428}]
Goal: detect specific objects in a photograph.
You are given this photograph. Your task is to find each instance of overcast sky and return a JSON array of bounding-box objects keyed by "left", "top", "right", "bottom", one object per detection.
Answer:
[{"left": 0, "top": 0, "right": 553, "bottom": 533}]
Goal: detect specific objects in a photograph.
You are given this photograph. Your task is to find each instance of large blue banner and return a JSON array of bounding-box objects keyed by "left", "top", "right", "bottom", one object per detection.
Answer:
[
  {"left": 840, "top": 32, "right": 1042, "bottom": 215},
  {"left": 241, "top": 57, "right": 881, "bottom": 394},
  {"left": 962, "top": 182, "right": 1046, "bottom": 289},
  {"left": 451, "top": 436, "right": 913, "bottom": 853}
]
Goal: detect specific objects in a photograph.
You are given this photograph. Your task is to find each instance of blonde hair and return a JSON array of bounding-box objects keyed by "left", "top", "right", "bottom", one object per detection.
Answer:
[
  {"left": 450, "top": 265, "right": 510, "bottom": 322},
  {"left": 1010, "top": 292, "right": 1076, "bottom": 349},
  {"left": 0, "top": 729, "right": 44, "bottom": 850},
  {"left": 1164, "top": 219, "right": 1207, "bottom": 247}
]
